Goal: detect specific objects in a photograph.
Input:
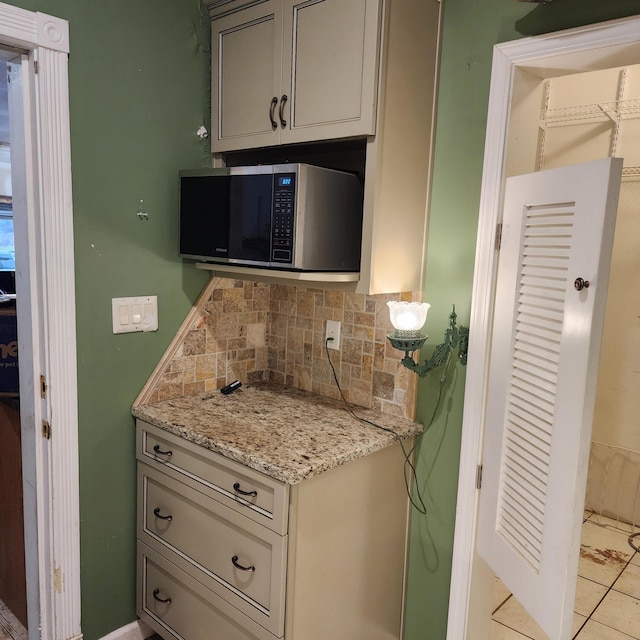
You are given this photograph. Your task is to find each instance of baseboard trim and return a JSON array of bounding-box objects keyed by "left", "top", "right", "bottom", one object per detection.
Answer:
[{"left": 98, "top": 620, "right": 153, "bottom": 640}]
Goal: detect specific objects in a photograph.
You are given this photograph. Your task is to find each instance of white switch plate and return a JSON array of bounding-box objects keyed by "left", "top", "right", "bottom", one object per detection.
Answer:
[
  {"left": 112, "top": 296, "right": 158, "bottom": 334},
  {"left": 325, "top": 319, "right": 341, "bottom": 350}
]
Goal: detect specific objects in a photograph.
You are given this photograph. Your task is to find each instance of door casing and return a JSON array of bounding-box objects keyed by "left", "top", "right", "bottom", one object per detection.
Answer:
[
  {"left": 446, "top": 14, "right": 640, "bottom": 640},
  {"left": 0, "top": 5, "right": 80, "bottom": 640}
]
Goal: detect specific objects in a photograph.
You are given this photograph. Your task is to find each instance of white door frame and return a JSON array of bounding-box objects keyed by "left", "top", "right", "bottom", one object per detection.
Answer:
[
  {"left": 0, "top": 4, "right": 80, "bottom": 640},
  {"left": 446, "top": 14, "right": 640, "bottom": 640}
]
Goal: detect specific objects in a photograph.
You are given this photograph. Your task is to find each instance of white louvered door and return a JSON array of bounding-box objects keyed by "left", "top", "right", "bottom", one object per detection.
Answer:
[{"left": 477, "top": 158, "right": 623, "bottom": 640}]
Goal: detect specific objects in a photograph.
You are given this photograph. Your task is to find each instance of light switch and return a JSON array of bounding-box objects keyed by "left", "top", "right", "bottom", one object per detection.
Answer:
[{"left": 112, "top": 296, "right": 158, "bottom": 334}]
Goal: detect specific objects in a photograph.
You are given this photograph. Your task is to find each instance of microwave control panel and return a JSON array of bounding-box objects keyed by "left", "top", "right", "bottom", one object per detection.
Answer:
[{"left": 271, "top": 173, "right": 295, "bottom": 264}]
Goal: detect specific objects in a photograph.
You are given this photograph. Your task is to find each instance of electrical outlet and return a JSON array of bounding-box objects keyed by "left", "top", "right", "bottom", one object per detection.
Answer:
[{"left": 325, "top": 320, "right": 341, "bottom": 350}]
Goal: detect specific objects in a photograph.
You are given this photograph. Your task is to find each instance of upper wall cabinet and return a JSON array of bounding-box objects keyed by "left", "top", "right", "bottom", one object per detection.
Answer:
[{"left": 208, "top": 0, "right": 381, "bottom": 152}]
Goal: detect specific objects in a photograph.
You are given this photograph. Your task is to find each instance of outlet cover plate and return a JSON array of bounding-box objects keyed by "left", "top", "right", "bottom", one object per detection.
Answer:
[{"left": 326, "top": 319, "right": 341, "bottom": 350}]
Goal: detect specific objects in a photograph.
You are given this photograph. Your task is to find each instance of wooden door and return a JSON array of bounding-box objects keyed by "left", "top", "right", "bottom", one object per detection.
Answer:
[
  {"left": 477, "top": 158, "right": 622, "bottom": 639},
  {"left": 211, "top": 1, "right": 283, "bottom": 152},
  {"left": 281, "top": 0, "right": 381, "bottom": 145},
  {"left": 0, "top": 395, "right": 27, "bottom": 627}
]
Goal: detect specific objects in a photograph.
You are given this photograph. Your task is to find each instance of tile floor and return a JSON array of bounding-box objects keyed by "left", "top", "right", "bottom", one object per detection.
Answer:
[
  {"left": 0, "top": 599, "right": 26, "bottom": 640},
  {"left": 491, "top": 513, "right": 640, "bottom": 639}
]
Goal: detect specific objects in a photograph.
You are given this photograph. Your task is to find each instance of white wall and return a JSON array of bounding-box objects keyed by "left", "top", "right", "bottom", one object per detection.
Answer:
[{"left": 507, "top": 64, "right": 640, "bottom": 524}]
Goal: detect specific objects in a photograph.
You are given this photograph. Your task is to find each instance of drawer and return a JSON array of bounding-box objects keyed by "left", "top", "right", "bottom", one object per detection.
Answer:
[
  {"left": 138, "top": 462, "right": 286, "bottom": 636},
  {"left": 137, "top": 541, "right": 279, "bottom": 640},
  {"left": 137, "top": 420, "right": 289, "bottom": 534}
]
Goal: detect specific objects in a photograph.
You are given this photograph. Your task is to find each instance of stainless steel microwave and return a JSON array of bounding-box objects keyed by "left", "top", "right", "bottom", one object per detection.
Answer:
[{"left": 179, "top": 163, "right": 363, "bottom": 271}]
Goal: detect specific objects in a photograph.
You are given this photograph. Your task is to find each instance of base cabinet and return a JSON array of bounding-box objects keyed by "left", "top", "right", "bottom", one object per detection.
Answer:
[{"left": 136, "top": 420, "right": 410, "bottom": 640}]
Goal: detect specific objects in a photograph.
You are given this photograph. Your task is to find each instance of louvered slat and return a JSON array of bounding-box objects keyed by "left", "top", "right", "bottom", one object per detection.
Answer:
[
  {"left": 512, "top": 362, "right": 559, "bottom": 383},
  {"left": 503, "top": 444, "right": 548, "bottom": 487}
]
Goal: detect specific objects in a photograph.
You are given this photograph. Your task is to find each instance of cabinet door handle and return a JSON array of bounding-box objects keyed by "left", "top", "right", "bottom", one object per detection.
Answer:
[
  {"left": 279, "top": 94, "right": 288, "bottom": 128},
  {"left": 233, "top": 482, "right": 257, "bottom": 498},
  {"left": 269, "top": 96, "right": 278, "bottom": 130},
  {"left": 153, "top": 507, "right": 173, "bottom": 521},
  {"left": 152, "top": 589, "right": 172, "bottom": 604},
  {"left": 152, "top": 444, "right": 172, "bottom": 458},
  {"left": 231, "top": 555, "right": 256, "bottom": 572}
]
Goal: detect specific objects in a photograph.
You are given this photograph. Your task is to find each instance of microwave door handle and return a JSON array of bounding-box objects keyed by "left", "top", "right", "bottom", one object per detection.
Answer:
[{"left": 269, "top": 97, "right": 278, "bottom": 130}]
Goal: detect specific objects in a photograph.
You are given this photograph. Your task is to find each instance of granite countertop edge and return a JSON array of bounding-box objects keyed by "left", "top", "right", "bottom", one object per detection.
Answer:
[{"left": 132, "top": 382, "right": 423, "bottom": 485}]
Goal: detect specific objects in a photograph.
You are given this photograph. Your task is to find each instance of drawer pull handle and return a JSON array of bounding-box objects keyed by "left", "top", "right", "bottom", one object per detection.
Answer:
[
  {"left": 152, "top": 589, "right": 171, "bottom": 604},
  {"left": 152, "top": 444, "right": 172, "bottom": 458},
  {"left": 231, "top": 555, "right": 255, "bottom": 572},
  {"left": 153, "top": 507, "right": 172, "bottom": 521},
  {"left": 233, "top": 482, "right": 257, "bottom": 498}
]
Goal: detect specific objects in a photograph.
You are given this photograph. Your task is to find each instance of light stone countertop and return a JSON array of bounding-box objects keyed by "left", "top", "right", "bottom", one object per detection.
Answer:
[{"left": 132, "top": 381, "right": 423, "bottom": 485}]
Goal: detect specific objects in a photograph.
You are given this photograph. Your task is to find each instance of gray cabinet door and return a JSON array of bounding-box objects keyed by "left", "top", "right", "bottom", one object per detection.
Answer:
[
  {"left": 281, "top": 0, "right": 381, "bottom": 145},
  {"left": 212, "top": 1, "right": 283, "bottom": 151}
]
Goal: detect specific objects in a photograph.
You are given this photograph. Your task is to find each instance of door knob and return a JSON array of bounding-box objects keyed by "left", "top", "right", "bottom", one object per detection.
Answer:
[{"left": 574, "top": 277, "right": 590, "bottom": 291}]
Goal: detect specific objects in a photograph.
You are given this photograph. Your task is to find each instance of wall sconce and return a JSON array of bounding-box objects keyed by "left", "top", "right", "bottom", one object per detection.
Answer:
[{"left": 386, "top": 302, "right": 469, "bottom": 376}]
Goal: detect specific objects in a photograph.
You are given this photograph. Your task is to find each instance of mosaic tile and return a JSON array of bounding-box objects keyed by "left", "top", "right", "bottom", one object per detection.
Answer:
[
  {"left": 221, "top": 287, "right": 245, "bottom": 312},
  {"left": 195, "top": 354, "right": 218, "bottom": 381},
  {"left": 373, "top": 370, "right": 396, "bottom": 401},
  {"left": 342, "top": 336, "right": 363, "bottom": 366},
  {"left": 246, "top": 323, "right": 266, "bottom": 348},
  {"left": 170, "top": 357, "right": 195, "bottom": 373},
  {"left": 182, "top": 328, "right": 206, "bottom": 356},
  {"left": 325, "top": 290, "right": 345, "bottom": 308},
  {"left": 353, "top": 324, "right": 375, "bottom": 341},
  {"left": 184, "top": 381, "right": 205, "bottom": 397},
  {"left": 296, "top": 290, "right": 316, "bottom": 317},
  {"left": 345, "top": 292, "right": 365, "bottom": 311},
  {"left": 156, "top": 372, "right": 184, "bottom": 401}
]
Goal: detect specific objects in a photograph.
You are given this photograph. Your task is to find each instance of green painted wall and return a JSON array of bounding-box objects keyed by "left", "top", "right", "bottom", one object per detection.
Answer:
[
  {"left": 4, "top": 1, "right": 210, "bottom": 637},
  {"left": 5, "top": 0, "right": 640, "bottom": 639},
  {"left": 403, "top": 1, "right": 640, "bottom": 639}
]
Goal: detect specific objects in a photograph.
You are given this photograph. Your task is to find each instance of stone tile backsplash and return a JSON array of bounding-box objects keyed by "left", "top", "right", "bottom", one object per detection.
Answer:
[{"left": 140, "top": 277, "right": 420, "bottom": 420}]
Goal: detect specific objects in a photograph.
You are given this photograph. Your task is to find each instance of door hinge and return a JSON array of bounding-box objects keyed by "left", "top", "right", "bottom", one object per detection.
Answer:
[
  {"left": 40, "top": 375, "right": 47, "bottom": 399},
  {"left": 42, "top": 420, "right": 51, "bottom": 440},
  {"left": 495, "top": 223, "right": 503, "bottom": 251},
  {"left": 476, "top": 464, "right": 483, "bottom": 489},
  {"left": 34, "top": 59, "right": 39, "bottom": 74}
]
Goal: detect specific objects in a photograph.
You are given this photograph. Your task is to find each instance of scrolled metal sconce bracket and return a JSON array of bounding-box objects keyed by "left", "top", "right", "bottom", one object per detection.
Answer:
[{"left": 387, "top": 306, "right": 469, "bottom": 377}]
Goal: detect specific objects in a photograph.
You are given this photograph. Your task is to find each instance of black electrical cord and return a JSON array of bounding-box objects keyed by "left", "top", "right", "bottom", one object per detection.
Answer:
[{"left": 324, "top": 337, "right": 452, "bottom": 515}]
